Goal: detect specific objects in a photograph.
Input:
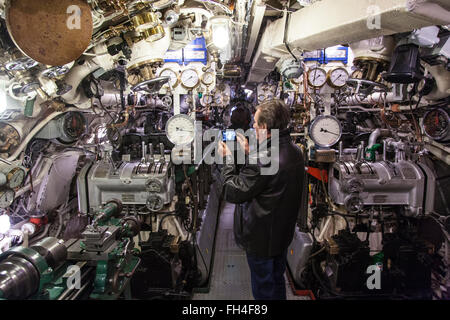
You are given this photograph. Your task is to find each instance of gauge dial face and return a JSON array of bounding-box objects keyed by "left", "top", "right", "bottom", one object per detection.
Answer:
[
  {"left": 201, "top": 72, "right": 215, "bottom": 86},
  {"left": 201, "top": 95, "right": 213, "bottom": 106},
  {"left": 0, "top": 189, "right": 15, "bottom": 208},
  {"left": 7, "top": 168, "right": 25, "bottom": 189},
  {"left": 307, "top": 67, "right": 327, "bottom": 88},
  {"left": 159, "top": 68, "right": 179, "bottom": 88},
  {"left": 423, "top": 109, "right": 449, "bottom": 141},
  {"left": 146, "top": 179, "right": 163, "bottom": 193},
  {"left": 165, "top": 114, "right": 195, "bottom": 145},
  {"left": 309, "top": 115, "right": 342, "bottom": 147},
  {"left": 327, "top": 68, "right": 349, "bottom": 88},
  {"left": 214, "top": 93, "right": 223, "bottom": 105},
  {"left": 180, "top": 69, "right": 200, "bottom": 89}
]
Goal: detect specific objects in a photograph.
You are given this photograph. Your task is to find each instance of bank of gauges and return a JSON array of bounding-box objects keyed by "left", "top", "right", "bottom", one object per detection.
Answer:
[
  {"left": 307, "top": 66, "right": 349, "bottom": 89},
  {"left": 0, "top": 166, "right": 26, "bottom": 209}
]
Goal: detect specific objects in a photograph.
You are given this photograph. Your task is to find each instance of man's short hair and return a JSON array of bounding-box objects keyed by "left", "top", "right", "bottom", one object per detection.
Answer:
[{"left": 256, "top": 99, "right": 290, "bottom": 130}]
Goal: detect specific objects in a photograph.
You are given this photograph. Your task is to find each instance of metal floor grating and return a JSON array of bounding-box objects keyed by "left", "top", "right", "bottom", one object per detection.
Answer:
[{"left": 193, "top": 202, "right": 310, "bottom": 300}]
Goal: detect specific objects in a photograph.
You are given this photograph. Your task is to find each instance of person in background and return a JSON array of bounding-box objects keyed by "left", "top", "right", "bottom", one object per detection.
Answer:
[
  {"left": 218, "top": 100, "right": 305, "bottom": 300},
  {"left": 229, "top": 105, "right": 252, "bottom": 132}
]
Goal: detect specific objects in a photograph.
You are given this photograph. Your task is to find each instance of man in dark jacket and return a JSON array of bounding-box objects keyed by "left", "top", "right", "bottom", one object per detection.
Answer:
[{"left": 218, "top": 100, "right": 305, "bottom": 300}]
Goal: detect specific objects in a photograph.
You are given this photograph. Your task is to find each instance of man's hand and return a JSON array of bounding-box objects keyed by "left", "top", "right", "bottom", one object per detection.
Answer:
[
  {"left": 218, "top": 141, "right": 232, "bottom": 157},
  {"left": 236, "top": 133, "right": 250, "bottom": 155}
]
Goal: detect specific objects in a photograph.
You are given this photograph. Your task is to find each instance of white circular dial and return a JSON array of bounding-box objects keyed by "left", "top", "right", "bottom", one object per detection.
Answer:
[
  {"left": 309, "top": 115, "right": 342, "bottom": 147},
  {"left": 307, "top": 67, "right": 327, "bottom": 88},
  {"left": 165, "top": 114, "right": 195, "bottom": 145},
  {"left": 201, "top": 95, "right": 213, "bottom": 106},
  {"left": 0, "top": 189, "right": 15, "bottom": 209},
  {"left": 327, "top": 68, "right": 349, "bottom": 88},
  {"left": 214, "top": 93, "right": 223, "bottom": 105},
  {"left": 7, "top": 168, "right": 25, "bottom": 189},
  {"left": 201, "top": 72, "right": 215, "bottom": 86},
  {"left": 180, "top": 69, "right": 200, "bottom": 89},
  {"left": 159, "top": 68, "right": 179, "bottom": 88}
]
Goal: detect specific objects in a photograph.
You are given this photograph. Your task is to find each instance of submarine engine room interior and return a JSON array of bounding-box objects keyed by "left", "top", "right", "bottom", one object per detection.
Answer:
[{"left": 0, "top": 0, "right": 449, "bottom": 301}]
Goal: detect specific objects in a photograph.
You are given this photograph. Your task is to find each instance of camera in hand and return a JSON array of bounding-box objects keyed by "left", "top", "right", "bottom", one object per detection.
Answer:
[{"left": 222, "top": 130, "right": 236, "bottom": 141}]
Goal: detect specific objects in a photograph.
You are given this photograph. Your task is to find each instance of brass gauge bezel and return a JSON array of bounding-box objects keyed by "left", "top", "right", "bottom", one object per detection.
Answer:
[
  {"left": 180, "top": 68, "right": 200, "bottom": 89},
  {"left": 201, "top": 71, "right": 215, "bottom": 86},
  {"left": 326, "top": 67, "right": 350, "bottom": 89},
  {"left": 307, "top": 67, "right": 327, "bottom": 88},
  {"left": 159, "top": 68, "right": 179, "bottom": 88}
]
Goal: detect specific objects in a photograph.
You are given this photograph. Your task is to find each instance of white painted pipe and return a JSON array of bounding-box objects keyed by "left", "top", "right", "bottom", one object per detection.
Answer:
[
  {"left": 6, "top": 107, "right": 79, "bottom": 161},
  {"left": 409, "top": 1, "right": 450, "bottom": 24},
  {"left": 345, "top": 92, "right": 400, "bottom": 105}
]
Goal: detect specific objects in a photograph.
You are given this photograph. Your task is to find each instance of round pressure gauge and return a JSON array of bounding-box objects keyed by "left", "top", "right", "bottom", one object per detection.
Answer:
[
  {"left": 423, "top": 108, "right": 450, "bottom": 142},
  {"left": 180, "top": 69, "right": 200, "bottom": 89},
  {"left": 7, "top": 167, "right": 26, "bottom": 189},
  {"left": 214, "top": 93, "right": 223, "bottom": 105},
  {"left": 0, "top": 189, "right": 15, "bottom": 209},
  {"left": 307, "top": 67, "right": 327, "bottom": 88},
  {"left": 201, "top": 94, "right": 213, "bottom": 106},
  {"left": 201, "top": 72, "right": 215, "bottom": 86},
  {"left": 146, "top": 179, "right": 163, "bottom": 193},
  {"left": 309, "top": 115, "right": 342, "bottom": 148},
  {"left": 159, "top": 68, "right": 179, "bottom": 88},
  {"left": 165, "top": 114, "right": 195, "bottom": 145},
  {"left": 327, "top": 67, "right": 349, "bottom": 89}
]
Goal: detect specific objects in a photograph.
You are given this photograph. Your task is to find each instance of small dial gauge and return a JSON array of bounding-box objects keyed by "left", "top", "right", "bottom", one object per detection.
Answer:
[
  {"left": 146, "top": 179, "right": 163, "bottom": 193},
  {"left": 159, "top": 68, "right": 179, "bottom": 88},
  {"left": 201, "top": 72, "right": 215, "bottom": 86},
  {"left": 7, "top": 167, "right": 26, "bottom": 189},
  {"left": 423, "top": 109, "right": 450, "bottom": 142},
  {"left": 309, "top": 115, "right": 342, "bottom": 148},
  {"left": 327, "top": 67, "right": 349, "bottom": 88},
  {"left": 201, "top": 95, "right": 213, "bottom": 106},
  {"left": 0, "top": 189, "right": 15, "bottom": 209},
  {"left": 214, "top": 93, "right": 223, "bottom": 105},
  {"left": 180, "top": 69, "right": 200, "bottom": 89},
  {"left": 165, "top": 114, "right": 195, "bottom": 145},
  {"left": 307, "top": 67, "right": 327, "bottom": 88}
]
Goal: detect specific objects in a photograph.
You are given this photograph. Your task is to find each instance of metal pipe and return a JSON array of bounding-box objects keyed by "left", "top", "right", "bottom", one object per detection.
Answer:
[
  {"left": 409, "top": 2, "right": 450, "bottom": 24},
  {"left": 148, "top": 143, "right": 154, "bottom": 158},
  {"left": 368, "top": 128, "right": 381, "bottom": 148}
]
